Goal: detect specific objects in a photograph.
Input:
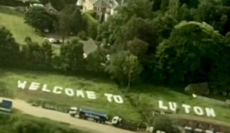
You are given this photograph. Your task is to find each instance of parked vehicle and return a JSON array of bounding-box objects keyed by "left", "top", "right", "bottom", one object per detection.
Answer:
[
  {"left": 0, "top": 99, "right": 13, "bottom": 113},
  {"left": 68, "top": 107, "right": 108, "bottom": 123},
  {"left": 111, "top": 116, "right": 138, "bottom": 131},
  {"left": 68, "top": 107, "right": 143, "bottom": 131}
]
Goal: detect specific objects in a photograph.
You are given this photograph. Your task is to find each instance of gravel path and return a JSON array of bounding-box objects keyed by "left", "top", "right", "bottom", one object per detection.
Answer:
[{"left": 0, "top": 98, "right": 136, "bottom": 133}]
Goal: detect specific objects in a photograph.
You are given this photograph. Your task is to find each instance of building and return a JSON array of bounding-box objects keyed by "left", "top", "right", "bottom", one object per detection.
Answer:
[{"left": 76, "top": 0, "right": 120, "bottom": 22}]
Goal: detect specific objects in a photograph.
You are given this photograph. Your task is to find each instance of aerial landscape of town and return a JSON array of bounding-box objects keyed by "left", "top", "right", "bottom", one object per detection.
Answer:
[{"left": 0, "top": 0, "right": 230, "bottom": 133}]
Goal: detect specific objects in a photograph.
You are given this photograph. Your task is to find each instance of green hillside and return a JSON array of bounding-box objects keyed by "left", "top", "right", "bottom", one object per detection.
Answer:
[{"left": 0, "top": 68, "right": 230, "bottom": 125}]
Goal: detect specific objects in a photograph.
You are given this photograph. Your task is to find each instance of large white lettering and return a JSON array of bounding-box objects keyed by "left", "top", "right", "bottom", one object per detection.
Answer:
[
  {"left": 42, "top": 84, "right": 51, "bottom": 92},
  {"left": 193, "top": 106, "right": 204, "bottom": 116},
  {"left": 29, "top": 82, "right": 40, "bottom": 91},
  {"left": 76, "top": 90, "right": 85, "bottom": 98},
  {"left": 17, "top": 80, "right": 124, "bottom": 104},
  {"left": 205, "top": 108, "right": 216, "bottom": 117},
  {"left": 86, "top": 91, "right": 96, "bottom": 99},
  {"left": 182, "top": 104, "right": 191, "bottom": 114},
  {"left": 18, "top": 80, "right": 27, "bottom": 89},
  {"left": 168, "top": 102, "right": 177, "bottom": 112},
  {"left": 53, "top": 86, "right": 62, "bottom": 94},
  {"left": 158, "top": 100, "right": 168, "bottom": 110},
  {"left": 113, "top": 95, "right": 123, "bottom": 104},
  {"left": 105, "top": 93, "right": 113, "bottom": 102},
  {"left": 65, "top": 88, "right": 74, "bottom": 96},
  {"left": 159, "top": 101, "right": 216, "bottom": 117}
]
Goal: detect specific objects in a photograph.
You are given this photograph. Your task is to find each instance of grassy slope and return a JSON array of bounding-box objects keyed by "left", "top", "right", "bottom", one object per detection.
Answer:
[
  {"left": 0, "top": 6, "right": 44, "bottom": 44},
  {"left": 0, "top": 68, "right": 230, "bottom": 125},
  {"left": 0, "top": 6, "right": 60, "bottom": 53},
  {"left": 0, "top": 69, "right": 141, "bottom": 121},
  {"left": 0, "top": 5, "right": 230, "bottom": 126},
  {"left": 129, "top": 85, "right": 230, "bottom": 124}
]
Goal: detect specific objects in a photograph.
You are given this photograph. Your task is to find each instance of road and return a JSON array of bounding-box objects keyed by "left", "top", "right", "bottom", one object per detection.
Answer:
[{"left": 0, "top": 98, "right": 136, "bottom": 133}]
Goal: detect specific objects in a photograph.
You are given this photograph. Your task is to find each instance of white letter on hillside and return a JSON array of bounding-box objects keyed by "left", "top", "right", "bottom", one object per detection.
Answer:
[
  {"left": 53, "top": 86, "right": 62, "bottom": 94},
  {"left": 113, "top": 95, "right": 123, "bottom": 104},
  {"left": 18, "top": 80, "right": 27, "bottom": 89},
  {"left": 193, "top": 106, "right": 204, "bottom": 116},
  {"left": 65, "top": 88, "right": 74, "bottom": 96},
  {"left": 205, "top": 108, "right": 216, "bottom": 117},
  {"left": 105, "top": 93, "right": 113, "bottom": 102},
  {"left": 182, "top": 104, "right": 191, "bottom": 114},
  {"left": 86, "top": 91, "right": 96, "bottom": 99},
  {"left": 76, "top": 90, "right": 85, "bottom": 98},
  {"left": 169, "top": 102, "right": 177, "bottom": 112},
  {"left": 29, "top": 82, "right": 40, "bottom": 90},
  {"left": 41, "top": 84, "right": 51, "bottom": 92},
  {"left": 158, "top": 100, "right": 168, "bottom": 110}
]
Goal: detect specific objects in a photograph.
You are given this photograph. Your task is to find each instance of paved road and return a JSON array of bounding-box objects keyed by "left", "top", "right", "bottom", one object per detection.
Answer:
[{"left": 0, "top": 98, "right": 136, "bottom": 133}]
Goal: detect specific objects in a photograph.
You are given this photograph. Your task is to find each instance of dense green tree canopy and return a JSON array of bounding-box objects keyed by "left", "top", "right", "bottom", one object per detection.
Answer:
[
  {"left": 24, "top": 6, "right": 57, "bottom": 32},
  {"left": 2, "top": 0, "right": 230, "bottom": 94},
  {"left": 96, "top": 0, "right": 230, "bottom": 89},
  {"left": 0, "top": 26, "right": 20, "bottom": 67}
]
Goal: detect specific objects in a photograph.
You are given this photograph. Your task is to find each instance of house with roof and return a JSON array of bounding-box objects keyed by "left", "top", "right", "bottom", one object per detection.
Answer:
[{"left": 76, "top": 0, "right": 120, "bottom": 22}]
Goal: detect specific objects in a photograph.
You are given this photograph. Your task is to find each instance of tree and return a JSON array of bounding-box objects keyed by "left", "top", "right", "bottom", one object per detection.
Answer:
[
  {"left": 208, "top": 34, "right": 230, "bottom": 93},
  {"left": 125, "top": 38, "right": 148, "bottom": 60},
  {"left": 83, "top": 12, "right": 99, "bottom": 39},
  {"left": 0, "top": 26, "right": 20, "bottom": 67},
  {"left": 97, "top": 0, "right": 154, "bottom": 44},
  {"left": 123, "top": 54, "right": 142, "bottom": 90},
  {"left": 105, "top": 51, "right": 129, "bottom": 86},
  {"left": 58, "top": 4, "right": 87, "bottom": 43},
  {"left": 21, "top": 41, "right": 53, "bottom": 70},
  {"left": 49, "top": 0, "right": 66, "bottom": 11},
  {"left": 24, "top": 6, "right": 57, "bottom": 32},
  {"left": 85, "top": 48, "right": 107, "bottom": 75},
  {"left": 59, "top": 39, "right": 86, "bottom": 73},
  {"left": 156, "top": 21, "right": 223, "bottom": 85}
]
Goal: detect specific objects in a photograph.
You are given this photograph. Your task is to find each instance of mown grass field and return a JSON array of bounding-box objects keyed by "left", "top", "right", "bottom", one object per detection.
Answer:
[
  {"left": 0, "top": 68, "right": 141, "bottom": 121},
  {"left": 0, "top": 6, "right": 60, "bottom": 53},
  {"left": 0, "top": 6, "right": 44, "bottom": 44},
  {"left": 0, "top": 68, "right": 230, "bottom": 125}
]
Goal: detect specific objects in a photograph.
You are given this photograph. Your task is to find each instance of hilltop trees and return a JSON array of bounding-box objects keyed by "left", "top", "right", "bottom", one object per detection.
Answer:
[
  {"left": 0, "top": 26, "right": 20, "bottom": 67},
  {"left": 156, "top": 21, "right": 223, "bottom": 84},
  {"left": 24, "top": 6, "right": 57, "bottom": 32},
  {"left": 58, "top": 39, "right": 86, "bottom": 73},
  {"left": 96, "top": 0, "right": 230, "bottom": 89},
  {"left": 3, "top": 0, "right": 230, "bottom": 92},
  {"left": 24, "top": 4, "right": 87, "bottom": 40},
  {"left": 21, "top": 41, "right": 53, "bottom": 71},
  {"left": 58, "top": 5, "right": 87, "bottom": 43}
]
